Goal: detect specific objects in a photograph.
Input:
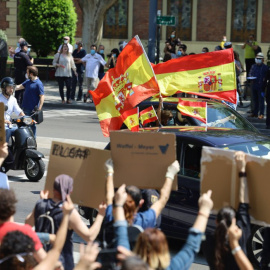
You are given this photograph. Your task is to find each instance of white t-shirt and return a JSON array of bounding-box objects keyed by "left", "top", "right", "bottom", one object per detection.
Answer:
[
  {"left": 0, "top": 94, "right": 22, "bottom": 122},
  {"left": 81, "top": 53, "right": 106, "bottom": 79},
  {"left": 58, "top": 43, "right": 73, "bottom": 53}
]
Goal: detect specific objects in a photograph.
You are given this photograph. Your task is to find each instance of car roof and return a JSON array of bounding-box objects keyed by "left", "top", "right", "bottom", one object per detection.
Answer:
[{"left": 141, "top": 126, "right": 270, "bottom": 147}]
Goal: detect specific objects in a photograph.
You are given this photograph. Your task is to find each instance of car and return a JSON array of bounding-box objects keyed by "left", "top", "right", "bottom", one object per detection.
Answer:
[
  {"left": 138, "top": 97, "right": 259, "bottom": 133},
  {"left": 141, "top": 126, "right": 270, "bottom": 266}
]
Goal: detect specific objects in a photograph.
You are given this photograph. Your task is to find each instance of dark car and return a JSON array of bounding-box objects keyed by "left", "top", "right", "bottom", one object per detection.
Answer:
[
  {"left": 138, "top": 97, "right": 259, "bottom": 133},
  {"left": 142, "top": 126, "right": 270, "bottom": 266}
]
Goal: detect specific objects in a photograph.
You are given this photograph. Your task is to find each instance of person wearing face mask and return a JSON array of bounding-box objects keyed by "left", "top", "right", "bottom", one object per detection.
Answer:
[
  {"left": 14, "top": 41, "right": 33, "bottom": 106},
  {"left": 58, "top": 36, "right": 73, "bottom": 53},
  {"left": 97, "top": 45, "right": 105, "bottom": 80},
  {"left": 177, "top": 44, "right": 188, "bottom": 57},
  {"left": 71, "top": 41, "right": 86, "bottom": 101},
  {"left": 248, "top": 52, "right": 268, "bottom": 119},
  {"left": 242, "top": 34, "right": 259, "bottom": 80},
  {"left": 201, "top": 47, "right": 209, "bottom": 53},
  {"left": 15, "top": 66, "right": 44, "bottom": 136},
  {"left": 77, "top": 45, "right": 106, "bottom": 103},
  {"left": 164, "top": 30, "right": 181, "bottom": 58},
  {"left": 105, "top": 48, "right": 119, "bottom": 69},
  {"left": 220, "top": 35, "right": 227, "bottom": 49},
  {"left": 8, "top": 38, "right": 27, "bottom": 59}
]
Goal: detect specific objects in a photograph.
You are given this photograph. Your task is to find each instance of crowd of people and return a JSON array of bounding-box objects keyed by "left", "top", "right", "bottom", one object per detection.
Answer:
[{"left": 0, "top": 135, "right": 263, "bottom": 269}]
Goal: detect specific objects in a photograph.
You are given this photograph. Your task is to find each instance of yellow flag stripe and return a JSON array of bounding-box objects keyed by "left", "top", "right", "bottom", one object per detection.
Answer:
[
  {"left": 177, "top": 104, "right": 206, "bottom": 119},
  {"left": 96, "top": 93, "right": 121, "bottom": 120},
  {"left": 125, "top": 53, "right": 154, "bottom": 87},
  {"left": 125, "top": 114, "right": 139, "bottom": 129},
  {"left": 157, "top": 62, "right": 236, "bottom": 96}
]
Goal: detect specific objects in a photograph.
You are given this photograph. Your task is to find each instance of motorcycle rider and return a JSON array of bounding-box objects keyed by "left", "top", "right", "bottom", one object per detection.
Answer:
[{"left": 0, "top": 77, "right": 25, "bottom": 143}]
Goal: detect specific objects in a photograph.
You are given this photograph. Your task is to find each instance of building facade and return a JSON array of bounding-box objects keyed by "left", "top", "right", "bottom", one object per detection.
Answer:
[{"left": 1, "top": 0, "right": 270, "bottom": 58}]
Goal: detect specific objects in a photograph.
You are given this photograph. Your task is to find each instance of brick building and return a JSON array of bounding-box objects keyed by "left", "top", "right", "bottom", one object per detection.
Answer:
[{"left": 1, "top": 0, "right": 270, "bottom": 59}]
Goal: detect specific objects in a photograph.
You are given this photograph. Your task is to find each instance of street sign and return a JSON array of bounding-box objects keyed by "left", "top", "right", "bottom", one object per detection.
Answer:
[{"left": 157, "top": 16, "right": 176, "bottom": 26}]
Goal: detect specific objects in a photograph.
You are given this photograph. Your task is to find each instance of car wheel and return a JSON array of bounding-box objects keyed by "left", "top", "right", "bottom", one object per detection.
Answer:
[
  {"left": 247, "top": 225, "right": 265, "bottom": 267},
  {"left": 24, "top": 158, "right": 45, "bottom": 182}
]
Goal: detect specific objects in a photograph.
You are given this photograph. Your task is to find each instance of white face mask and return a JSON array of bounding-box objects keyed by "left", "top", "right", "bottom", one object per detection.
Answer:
[
  {"left": 25, "top": 73, "right": 28, "bottom": 79},
  {"left": 255, "top": 58, "right": 262, "bottom": 64},
  {"left": 64, "top": 40, "right": 68, "bottom": 44}
]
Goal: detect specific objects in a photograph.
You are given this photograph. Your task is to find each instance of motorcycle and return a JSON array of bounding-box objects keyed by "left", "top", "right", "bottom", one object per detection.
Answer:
[{"left": 1, "top": 111, "right": 45, "bottom": 181}]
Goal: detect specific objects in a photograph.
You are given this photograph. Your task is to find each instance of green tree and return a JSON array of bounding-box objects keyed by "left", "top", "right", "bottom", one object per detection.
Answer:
[{"left": 19, "top": 0, "right": 77, "bottom": 57}]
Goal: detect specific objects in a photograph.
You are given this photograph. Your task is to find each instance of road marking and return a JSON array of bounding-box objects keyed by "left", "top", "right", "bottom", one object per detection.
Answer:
[{"left": 43, "top": 109, "right": 96, "bottom": 119}]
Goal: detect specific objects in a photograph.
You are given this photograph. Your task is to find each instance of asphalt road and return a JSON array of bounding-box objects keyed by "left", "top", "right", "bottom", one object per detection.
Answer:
[{"left": 8, "top": 107, "right": 208, "bottom": 269}]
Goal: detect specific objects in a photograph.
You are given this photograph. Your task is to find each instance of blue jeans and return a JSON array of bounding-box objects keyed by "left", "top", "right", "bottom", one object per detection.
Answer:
[
  {"left": 71, "top": 71, "right": 84, "bottom": 100},
  {"left": 252, "top": 87, "right": 265, "bottom": 116},
  {"left": 5, "top": 126, "right": 17, "bottom": 143}
]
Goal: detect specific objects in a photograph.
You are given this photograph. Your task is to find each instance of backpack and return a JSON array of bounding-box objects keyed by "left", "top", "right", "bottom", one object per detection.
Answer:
[
  {"left": 254, "top": 46, "right": 262, "bottom": 55},
  {"left": 35, "top": 199, "right": 63, "bottom": 235}
]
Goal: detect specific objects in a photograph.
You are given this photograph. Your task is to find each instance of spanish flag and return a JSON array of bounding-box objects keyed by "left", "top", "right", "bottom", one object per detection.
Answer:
[
  {"left": 91, "top": 36, "right": 160, "bottom": 137},
  {"left": 177, "top": 100, "right": 207, "bottom": 124},
  {"left": 139, "top": 106, "right": 158, "bottom": 126},
  {"left": 121, "top": 108, "right": 139, "bottom": 132},
  {"left": 153, "top": 49, "right": 236, "bottom": 104}
]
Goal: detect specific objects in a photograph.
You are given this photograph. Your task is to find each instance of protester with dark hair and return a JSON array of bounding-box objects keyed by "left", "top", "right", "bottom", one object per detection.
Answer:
[
  {"left": 0, "top": 194, "right": 75, "bottom": 270},
  {"left": 104, "top": 159, "right": 180, "bottom": 229},
  {"left": 177, "top": 44, "right": 188, "bottom": 57},
  {"left": 106, "top": 48, "right": 120, "bottom": 69},
  {"left": 25, "top": 174, "right": 106, "bottom": 270},
  {"left": 0, "top": 188, "right": 46, "bottom": 263},
  {"left": 202, "top": 151, "right": 251, "bottom": 270},
  {"left": 164, "top": 30, "right": 181, "bottom": 58},
  {"left": 97, "top": 44, "right": 105, "bottom": 80},
  {"left": 71, "top": 41, "right": 86, "bottom": 101},
  {"left": 215, "top": 45, "right": 223, "bottom": 51},
  {"left": 113, "top": 184, "right": 213, "bottom": 269},
  {"left": 15, "top": 66, "right": 44, "bottom": 136},
  {"left": 202, "top": 47, "right": 209, "bottom": 53}
]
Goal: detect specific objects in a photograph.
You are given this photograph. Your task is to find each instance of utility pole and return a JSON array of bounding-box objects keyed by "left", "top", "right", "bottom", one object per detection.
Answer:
[{"left": 147, "top": 0, "right": 157, "bottom": 63}]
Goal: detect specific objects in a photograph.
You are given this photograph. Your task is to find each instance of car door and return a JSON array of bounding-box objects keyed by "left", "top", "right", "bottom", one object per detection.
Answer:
[{"left": 161, "top": 137, "right": 204, "bottom": 239}]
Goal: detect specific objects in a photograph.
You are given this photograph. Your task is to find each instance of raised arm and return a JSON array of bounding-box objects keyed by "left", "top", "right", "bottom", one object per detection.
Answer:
[
  {"left": 34, "top": 195, "right": 74, "bottom": 270},
  {"left": 228, "top": 219, "right": 253, "bottom": 270},
  {"left": 105, "top": 159, "right": 115, "bottom": 205},
  {"left": 69, "top": 203, "right": 106, "bottom": 242},
  {"left": 235, "top": 151, "right": 249, "bottom": 203},
  {"left": 150, "top": 160, "right": 180, "bottom": 218}
]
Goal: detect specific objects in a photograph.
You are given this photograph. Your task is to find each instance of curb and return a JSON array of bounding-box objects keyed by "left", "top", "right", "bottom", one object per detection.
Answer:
[{"left": 43, "top": 102, "right": 96, "bottom": 111}]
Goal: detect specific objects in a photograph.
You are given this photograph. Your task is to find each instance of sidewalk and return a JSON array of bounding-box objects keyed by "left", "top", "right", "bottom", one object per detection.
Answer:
[{"left": 42, "top": 80, "right": 96, "bottom": 111}]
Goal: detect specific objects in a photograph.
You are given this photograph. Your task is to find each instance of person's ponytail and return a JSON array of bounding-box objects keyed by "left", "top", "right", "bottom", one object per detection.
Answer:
[{"left": 214, "top": 207, "right": 236, "bottom": 270}]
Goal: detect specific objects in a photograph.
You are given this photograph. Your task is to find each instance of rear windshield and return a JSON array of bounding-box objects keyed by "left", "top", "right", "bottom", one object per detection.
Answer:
[{"left": 223, "top": 141, "right": 270, "bottom": 159}]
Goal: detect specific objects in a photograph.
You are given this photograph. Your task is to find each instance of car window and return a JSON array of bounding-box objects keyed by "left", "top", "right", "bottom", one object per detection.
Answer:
[
  {"left": 193, "top": 104, "right": 255, "bottom": 131},
  {"left": 180, "top": 143, "right": 202, "bottom": 179},
  {"left": 224, "top": 141, "right": 270, "bottom": 159}
]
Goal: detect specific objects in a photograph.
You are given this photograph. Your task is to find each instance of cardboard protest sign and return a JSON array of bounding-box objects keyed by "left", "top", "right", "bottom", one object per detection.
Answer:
[
  {"left": 201, "top": 146, "right": 270, "bottom": 224},
  {"left": 0, "top": 102, "right": 6, "bottom": 143},
  {"left": 110, "top": 131, "right": 177, "bottom": 190},
  {"left": 45, "top": 141, "right": 111, "bottom": 208}
]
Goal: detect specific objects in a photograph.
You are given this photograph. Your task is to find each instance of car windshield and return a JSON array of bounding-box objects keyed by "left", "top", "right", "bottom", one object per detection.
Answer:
[
  {"left": 223, "top": 141, "right": 270, "bottom": 159},
  {"left": 193, "top": 104, "right": 255, "bottom": 131}
]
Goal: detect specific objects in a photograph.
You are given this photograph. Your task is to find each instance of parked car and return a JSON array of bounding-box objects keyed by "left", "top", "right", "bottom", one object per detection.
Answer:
[
  {"left": 138, "top": 97, "right": 259, "bottom": 133},
  {"left": 141, "top": 126, "right": 269, "bottom": 266}
]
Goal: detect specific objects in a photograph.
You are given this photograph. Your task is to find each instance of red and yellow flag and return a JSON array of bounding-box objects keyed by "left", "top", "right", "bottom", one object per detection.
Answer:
[
  {"left": 121, "top": 108, "right": 139, "bottom": 132},
  {"left": 153, "top": 49, "right": 236, "bottom": 104},
  {"left": 177, "top": 100, "right": 207, "bottom": 123},
  {"left": 91, "top": 35, "right": 160, "bottom": 137},
  {"left": 139, "top": 106, "right": 158, "bottom": 125}
]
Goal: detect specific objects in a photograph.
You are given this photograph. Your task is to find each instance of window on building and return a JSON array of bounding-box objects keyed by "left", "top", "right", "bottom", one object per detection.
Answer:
[
  {"left": 231, "top": 0, "right": 258, "bottom": 42},
  {"left": 103, "top": 0, "right": 128, "bottom": 39},
  {"left": 167, "top": 0, "right": 192, "bottom": 41}
]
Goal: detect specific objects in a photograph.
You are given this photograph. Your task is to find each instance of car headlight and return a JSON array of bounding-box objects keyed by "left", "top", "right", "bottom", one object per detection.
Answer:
[{"left": 23, "top": 117, "right": 33, "bottom": 125}]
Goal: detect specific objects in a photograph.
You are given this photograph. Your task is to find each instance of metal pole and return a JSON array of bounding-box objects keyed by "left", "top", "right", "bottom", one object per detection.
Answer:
[{"left": 147, "top": 0, "right": 158, "bottom": 63}]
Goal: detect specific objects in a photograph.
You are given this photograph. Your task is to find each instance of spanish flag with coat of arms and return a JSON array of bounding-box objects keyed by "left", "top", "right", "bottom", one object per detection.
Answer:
[
  {"left": 121, "top": 107, "right": 139, "bottom": 132},
  {"left": 139, "top": 105, "right": 158, "bottom": 126},
  {"left": 91, "top": 36, "right": 160, "bottom": 137},
  {"left": 153, "top": 48, "right": 236, "bottom": 104},
  {"left": 177, "top": 100, "right": 207, "bottom": 124}
]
